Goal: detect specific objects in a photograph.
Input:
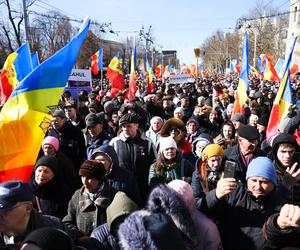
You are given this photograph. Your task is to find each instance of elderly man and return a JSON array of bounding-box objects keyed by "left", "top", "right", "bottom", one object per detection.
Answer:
[
  {"left": 201, "top": 157, "right": 292, "bottom": 250},
  {"left": 110, "top": 113, "right": 157, "bottom": 202},
  {"left": 0, "top": 180, "right": 66, "bottom": 248},
  {"left": 224, "top": 124, "right": 266, "bottom": 183}
]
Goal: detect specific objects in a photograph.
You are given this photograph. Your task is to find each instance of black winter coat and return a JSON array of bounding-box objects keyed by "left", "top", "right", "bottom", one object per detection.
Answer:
[{"left": 201, "top": 184, "right": 289, "bottom": 250}]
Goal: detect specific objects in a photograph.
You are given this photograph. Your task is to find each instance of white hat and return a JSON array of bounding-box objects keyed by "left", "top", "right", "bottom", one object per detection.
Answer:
[{"left": 159, "top": 136, "right": 177, "bottom": 153}]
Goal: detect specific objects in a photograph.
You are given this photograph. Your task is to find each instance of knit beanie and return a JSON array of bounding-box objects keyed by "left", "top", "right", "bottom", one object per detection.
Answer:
[
  {"left": 79, "top": 160, "right": 105, "bottom": 180},
  {"left": 246, "top": 157, "right": 277, "bottom": 185},
  {"left": 42, "top": 136, "right": 59, "bottom": 152},
  {"left": 23, "top": 227, "right": 73, "bottom": 250},
  {"left": 202, "top": 144, "right": 224, "bottom": 162},
  {"left": 173, "top": 107, "right": 184, "bottom": 116},
  {"left": 159, "top": 136, "right": 177, "bottom": 153},
  {"left": 150, "top": 116, "right": 163, "bottom": 126},
  {"left": 34, "top": 156, "right": 59, "bottom": 176},
  {"left": 106, "top": 191, "right": 138, "bottom": 231}
]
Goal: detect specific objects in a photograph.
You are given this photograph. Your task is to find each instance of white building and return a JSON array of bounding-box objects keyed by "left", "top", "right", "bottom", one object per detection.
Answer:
[{"left": 285, "top": 0, "right": 300, "bottom": 64}]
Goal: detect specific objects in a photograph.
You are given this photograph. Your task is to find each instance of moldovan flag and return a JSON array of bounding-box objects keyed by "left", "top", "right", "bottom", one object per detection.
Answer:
[
  {"left": 266, "top": 37, "right": 297, "bottom": 139},
  {"left": 0, "top": 17, "right": 90, "bottom": 182},
  {"left": 264, "top": 60, "right": 280, "bottom": 82},
  {"left": 128, "top": 48, "right": 137, "bottom": 100},
  {"left": 106, "top": 53, "right": 125, "bottom": 96},
  {"left": 233, "top": 32, "right": 249, "bottom": 114},
  {"left": 91, "top": 48, "right": 103, "bottom": 75},
  {"left": 0, "top": 43, "right": 33, "bottom": 104},
  {"left": 31, "top": 52, "right": 40, "bottom": 69},
  {"left": 146, "top": 51, "right": 154, "bottom": 93}
]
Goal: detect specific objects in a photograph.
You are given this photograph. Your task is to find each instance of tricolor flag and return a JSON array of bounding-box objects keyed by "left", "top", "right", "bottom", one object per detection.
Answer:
[
  {"left": 264, "top": 60, "right": 280, "bottom": 82},
  {"left": 146, "top": 51, "right": 155, "bottom": 93},
  {"left": 106, "top": 52, "right": 125, "bottom": 96},
  {"left": 0, "top": 43, "right": 33, "bottom": 104},
  {"left": 257, "top": 55, "right": 265, "bottom": 75},
  {"left": 266, "top": 37, "right": 298, "bottom": 139},
  {"left": 91, "top": 48, "right": 103, "bottom": 75},
  {"left": 128, "top": 48, "right": 137, "bottom": 100},
  {"left": 0, "top": 17, "right": 90, "bottom": 182},
  {"left": 31, "top": 52, "right": 40, "bottom": 69},
  {"left": 233, "top": 32, "right": 249, "bottom": 114}
]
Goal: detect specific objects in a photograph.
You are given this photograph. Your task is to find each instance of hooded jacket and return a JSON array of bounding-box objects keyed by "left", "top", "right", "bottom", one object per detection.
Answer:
[
  {"left": 90, "top": 192, "right": 138, "bottom": 250},
  {"left": 147, "top": 185, "right": 199, "bottom": 250},
  {"left": 91, "top": 145, "right": 142, "bottom": 206},
  {"left": 271, "top": 133, "right": 300, "bottom": 206}
]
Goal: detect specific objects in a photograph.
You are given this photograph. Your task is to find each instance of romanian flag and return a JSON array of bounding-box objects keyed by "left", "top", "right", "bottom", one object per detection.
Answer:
[
  {"left": 0, "top": 17, "right": 90, "bottom": 182},
  {"left": 233, "top": 32, "right": 249, "bottom": 114},
  {"left": 128, "top": 48, "right": 137, "bottom": 100},
  {"left": 0, "top": 43, "right": 33, "bottom": 104},
  {"left": 264, "top": 60, "right": 280, "bottom": 82},
  {"left": 190, "top": 64, "right": 197, "bottom": 76},
  {"left": 155, "top": 64, "right": 162, "bottom": 79},
  {"left": 106, "top": 52, "right": 125, "bottom": 96},
  {"left": 257, "top": 55, "right": 265, "bottom": 74},
  {"left": 267, "top": 37, "right": 297, "bottom": 139},
  {"left": 91, "top": 48, "right": 103, "bottom": 75},
  {"left": 180, "top": 64, "right": 191, "bottom": 75},
  {"left": 146, "top": 51, "right": 154, "bottom": 93}
]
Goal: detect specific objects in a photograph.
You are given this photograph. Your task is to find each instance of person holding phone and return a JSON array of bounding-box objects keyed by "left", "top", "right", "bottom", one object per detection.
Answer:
[
  {"left": 201, "top": 157, "right": 291, "bottom": 250},
  {"left": 191, "top": 144, "right": 225, "bottom": 210}
]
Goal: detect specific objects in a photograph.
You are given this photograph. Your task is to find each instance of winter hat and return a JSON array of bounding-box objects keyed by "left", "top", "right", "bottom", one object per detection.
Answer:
[
  {"left": 173, "top": 107, "right": 184, "bottom": 116},
  {"left": 246, "top": 157, "right": 277, "bottom": 185},
  {"left": 34, "top": 156, "right": 59, "bottom": 176},
  {"left": 106, "top": 191, "right": 138, "bottom": 231},
  {"left": 159, "top": 136, "right": 177, "bottom": 153},
  {"left": 79, "top": 160, "right": 105, "bottom": 180},
  {"left": 238, "top": 125, "right": 260, "bottom": 140},
  {"left": 257, "top": 115, "right": 269, "bottom": 127},
  {"left": 118, "top": 210, "right": 185, "bottom": 250},
  {"left": 231, "top": 113, "right": 245, "bottom": 123},
  {"left": 42, "top": 136, "right": 59, "bottom": 152},
  {"left": 202, "top": 144, "right": 224, "bottom": 162},
  {"left": 0, "top": 180, "right": 33, "bottom": 210},
  {"left": 272, "top": 133, "right": 299, "bottom": 151},
  {"left": 52, "top": 109, "right": 66, "bottom": 119},
  {"left": 150, "top": 116, "right": 163, "bottom": 127},
  {"left": 168, "top": 180, "right": 195, "bottom": 212},
  {"left": 119, "top": 113, "right": 140, "bottom": 126},
  {"left": 23, "top": 227, "right": 73, "bottom": 250},
  {"left": 195, "top": 138, "right": 211, "bottom": 149}
]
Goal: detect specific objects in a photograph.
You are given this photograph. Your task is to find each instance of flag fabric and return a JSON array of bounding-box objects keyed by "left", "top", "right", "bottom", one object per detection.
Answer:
[
  {"left": 233, "top": 32, "right": 249, "bottom": 114},
  {"left": 31, "top": 52, "right": 40, "bottom": 69},
  {"left": 290, "top": 63, "right": 299, "bottom": 79},
  {"left": 146, "top": 51, "right": 155, "bottom": 93},
  {"left": 274, "top": 58, "right": 285, "bottom": 77},
  {"left": 106, "top": 52, "right": 125, "bottom": 96},
  {"left": 0, "top": 43, "right": 33, "bottom": 104},
  {"left": 266, "top": 37, "right": 297, "bottom": 139},
  {"left": 264, "top": 60, "right": 280, "bottom": 82},
  {"left": 257, "top": 55, "right": 265, "bottom": 74},
  {"left": 155, "top": 64, "right": 162, "bottom": 79},
  {"left": 0, "top": 17, "right": 90, "bottom": 182},
  {"left": 91, "top": 48, "right": 103, "bottom": 75},
  {"left": 128, "top": 48, "right": 137, "bottom": 100}
]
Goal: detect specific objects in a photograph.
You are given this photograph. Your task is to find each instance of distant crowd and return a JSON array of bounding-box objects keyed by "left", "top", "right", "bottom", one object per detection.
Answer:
[{"left": 1, "top": 74, "right": 300, "bottom": 250}]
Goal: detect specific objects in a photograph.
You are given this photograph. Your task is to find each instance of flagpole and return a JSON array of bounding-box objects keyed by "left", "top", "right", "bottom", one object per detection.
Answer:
[{"left": 100, "top": 69, "right": 103, "bottom": 90}]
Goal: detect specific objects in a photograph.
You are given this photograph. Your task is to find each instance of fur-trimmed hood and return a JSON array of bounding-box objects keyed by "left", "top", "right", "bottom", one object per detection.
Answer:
[
  {"left": 160, "top": 118, "right": 186, "bottom": 145},
  {"left": 147, "top": 185, "right": 199, "bottom": 249},
  {"left": 118, "top": 210, "right": 186, "bottom": 250}
]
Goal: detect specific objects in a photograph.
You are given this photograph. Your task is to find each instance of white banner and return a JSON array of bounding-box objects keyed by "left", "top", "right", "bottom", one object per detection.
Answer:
[
  {"left": 69, "top": 69, "right": 91, "bottom": 82},
  {"left": 169, "top": 74, "right": 194, "bottom": 84}
]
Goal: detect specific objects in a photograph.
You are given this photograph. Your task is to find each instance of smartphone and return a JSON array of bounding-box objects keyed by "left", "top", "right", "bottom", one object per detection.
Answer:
[{"left": 223, "top": 160, "right": 238, "bottom": 178}]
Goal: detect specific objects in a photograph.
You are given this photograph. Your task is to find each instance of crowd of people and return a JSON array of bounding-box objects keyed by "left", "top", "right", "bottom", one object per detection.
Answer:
[{"left": 1, "top": 74, "right": 300, "bottom": 249}]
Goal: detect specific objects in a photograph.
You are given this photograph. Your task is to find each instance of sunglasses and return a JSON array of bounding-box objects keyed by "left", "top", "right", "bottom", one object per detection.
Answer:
[{"left": 170, "top": 127, "right": 179, "bottom": 132}]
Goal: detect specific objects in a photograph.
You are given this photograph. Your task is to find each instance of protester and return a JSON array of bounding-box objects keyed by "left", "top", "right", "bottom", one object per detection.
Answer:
[
  {"left": 109, "top": 113, "right": 157, "bottom": 201},
  {"left": 63, "top": 160, "right": 114, "bottom": 247},
  {"left": 0, "top": 180, "right": 66, "bottom": 248},
  {"left": 145, "top": 116, "right": 164, "bottom": 146},
  {"left": 64, "top": 103, "right": 86, "bottom": 130},
  {"left": 148, "top": 136, "right": 194, "bottom": 189},
  {"left": 214, "top": 120, "right": 236, "bottom": 149},
  {"left": 30, "top": 156, "right": 72, "bottom": 219},
  {"left": 192, "top": 144, "right": 225, "bottom": 209}
]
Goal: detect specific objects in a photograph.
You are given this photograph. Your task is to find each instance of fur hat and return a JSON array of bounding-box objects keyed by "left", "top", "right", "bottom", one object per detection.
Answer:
[
  {"left": 201, "top": 144, "right": 224, "bottom": 162},
  {"left": 246, "top": 157, "right": 277, "bottom": 185},
  {"left": 79, "top": 160, "right": 105, "bottom": 180},
  {"left": 42, "top": 136, "right": 59, "bottom": 152},
  {"left": 159, "top": 136, "right": 177, "bottom": 153},
  {"left": 160, "top": 118, "right": 186, "bottom": 145}
]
